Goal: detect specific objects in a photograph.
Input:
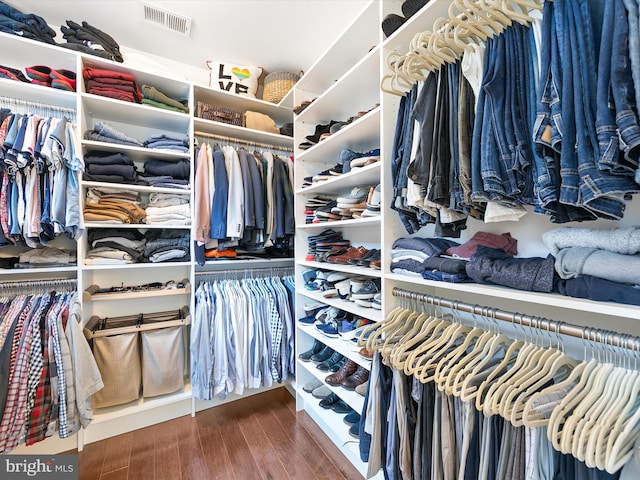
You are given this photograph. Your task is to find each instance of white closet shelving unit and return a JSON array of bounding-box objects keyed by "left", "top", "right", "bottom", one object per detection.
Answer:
[
  {"left": 292, "top": 1, "right": 384, "bottom": 477},
  {"left": 0, "top": 29, "right": 295, "bottom": 454}
]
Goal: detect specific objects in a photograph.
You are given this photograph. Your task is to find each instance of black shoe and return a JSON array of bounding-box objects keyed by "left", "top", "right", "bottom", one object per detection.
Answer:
[
  {"left": 319, "top": 392, "right": 340, "bottom": 409},
  {"left": 344, "top": 411, "right": 361, "bottom": 425},
  {"left": 329, "top": 356, "right": 346, "bottom": 373},
  {"left": 316, "top": 352, "right": 345, "bottom": 372},
  {"left": 349, "top": 421, "right": 360, "bottom": 438},
  {"left": 310, "top": 345, "right": 334, "bottom": 364},
  {"left": 298, "top": 339, "right": 324, "bottom": 362},
  {"left": 331, "top": 399, "right": 352, "bottom": 414}
]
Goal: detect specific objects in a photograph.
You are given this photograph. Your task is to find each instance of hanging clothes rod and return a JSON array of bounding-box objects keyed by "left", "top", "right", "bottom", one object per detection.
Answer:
[
  {"left": 0, "top": 278, "right": 77, "bottom": 291},
  {"left": 194, "top": 130, "right": 293, "bottom": 153},
  {"left": 0, "top": 96, "right": 76, "bottom": 117},
  {"left": 195, "top": 265, "right": 294, "bottom": 277},
  {"left": 392, "top": 287, "right": 640, "bottom": 351}
]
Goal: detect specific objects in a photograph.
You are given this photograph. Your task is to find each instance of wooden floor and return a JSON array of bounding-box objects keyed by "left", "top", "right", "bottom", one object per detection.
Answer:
[{"left": 72, "top": 388, "right": 363, "bottom": 480}]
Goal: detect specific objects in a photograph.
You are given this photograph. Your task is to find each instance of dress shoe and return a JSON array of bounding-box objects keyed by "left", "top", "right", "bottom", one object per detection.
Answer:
[
  {"left": 325, "top": 359, "right": 358, "bottom": 386},
  {"left": 331, "top": 399, "right": 353, "bottom": 414},
  {"left": 342, "top": 365, "right": 370, "bottom": 390},
  {"left": 316, "top": 352, "right": 345, "bottom": 371}
]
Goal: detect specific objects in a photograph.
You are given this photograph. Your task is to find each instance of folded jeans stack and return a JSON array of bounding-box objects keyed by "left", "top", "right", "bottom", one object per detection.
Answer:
[
  {"left": 143, "top": 133, "right": 190, "bottom": 153},
  {"left": 143, "top": 229, "right": 190, "bottom": 263},
  {"left": 85, "top": 228, "right": 146, "bottom": 265},
  {"left": 145, "top": 193, "right": 191, "bottom": 226},
  {"left": 84, "top": 120, "right": 143, "bottom": 147}
]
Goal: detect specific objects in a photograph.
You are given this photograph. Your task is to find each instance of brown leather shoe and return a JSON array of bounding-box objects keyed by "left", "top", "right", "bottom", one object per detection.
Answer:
[
  {"left": 342, "top": 366, "right": 370, "bottom": 390},
  {"left": 359, "top": 347, "right": 373, "bottom": 360},
  {"left": 369, "top": 259, "right": 381, "bottom": 269},
  {"left": 328, "top": 246, "right": 369, "bottom": 265},
  {"left": 325, "top": 359, "right": 358, "bottom": 386}
]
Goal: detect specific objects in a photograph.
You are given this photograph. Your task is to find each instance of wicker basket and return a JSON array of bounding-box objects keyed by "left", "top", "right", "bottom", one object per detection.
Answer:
[
  {"left": 197, "top": 101, "right": 244, "bottom": 126},
  {"left": 262, "top": 71, "right": 301, "bottom": 104}
]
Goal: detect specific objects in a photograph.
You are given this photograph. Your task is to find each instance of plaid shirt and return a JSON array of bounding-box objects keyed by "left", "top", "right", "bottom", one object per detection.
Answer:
[
  {"left": 25, "top": 294, "right": 55, "bottom": 445},
  {"left": 0, "top": 296, "right": 36, "bottom": 453},
  {"left": 47, "top": 300, "right": 68, "bottom": 439}
]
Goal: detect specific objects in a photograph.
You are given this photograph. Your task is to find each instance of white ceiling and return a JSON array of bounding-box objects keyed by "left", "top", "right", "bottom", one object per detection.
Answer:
[{"left": 5, "top": 0, "right": 372, "bottom": 75}]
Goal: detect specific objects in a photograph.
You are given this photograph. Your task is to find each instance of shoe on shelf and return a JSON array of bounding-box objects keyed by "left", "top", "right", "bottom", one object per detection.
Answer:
[
  {"left": 359, "top": 347, "right": 374, "bottom": 360},
  {"left": 312, "top": 385, "right": 332, "bottom": 399},
  {"left": 337, "top": 187, "right": 368, "bottom": 204},
  {"left": 355, "top": 298, "right": 373, "bottom": 308},
  {"left": 331, "top": 399, "right": 353, "bottom": 414},
  {"left": 402, "top": 0, "right": 428, "bottom": 19},
  {"left": 329, "top": 356, "right": 346, "bottom": 372},
  {"left": 344, "top": 411, "right": 361, "bottom": 426},
  {"left": 351, "top": 149, "right": 380, "bottom": 169},
  {"left": 349, "top": 248, "right": 380, "bottom": 267},
  {"left": 372, "top": 293, "right": 382, "bottom": 309},
  {"left": 352, "top": 279, "right": 380, "bottom": 300},
  {"left": 325, "top": 359, "right": 358, "bottom": 386},
  {"left": 319, "top": 392, "right": 340, "bottom": 409},
  {"left": 298, "top": 339, "right": 325, "bottom": 361},
  {"left": 327, "top": 246, "right": 369, "bottom": 265},
  {"left": 369, "top": 259, "right": 381, "bottom": 269},
  {"left": 349, "top": 421, "right": 360, "bottom": 438},
  {"left": 341, "top": 366, "right": 370, "bottom": 390},
  {"left": 355, "top": 380, "right": 369, "bottom": 396},
  {"left": 302, "top": 379, "right": 323, "bottom": 393},
  {"left": 316, "top": 352, "right": 345, "bottom": 372},
  {"left": 310, "top": 345, "right": 335, "bottom": 364},
  {"left": 382, "top": 13, "right": 406, "bottom": 38},
  {"left": 366, "top": 184, "right": 381, "bottom": 209}
]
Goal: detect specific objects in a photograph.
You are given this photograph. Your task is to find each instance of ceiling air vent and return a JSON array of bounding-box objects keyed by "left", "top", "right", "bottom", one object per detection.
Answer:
[{"left": 140, "top": 2, "right": 192, "bottom": 36}]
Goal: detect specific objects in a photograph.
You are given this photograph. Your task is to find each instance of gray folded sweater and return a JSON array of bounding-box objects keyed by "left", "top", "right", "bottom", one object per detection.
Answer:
[
  {"left": 542, "top": 227, "right": 640, "bottom": 256},
  {"left": 555, "top": 247, "right": 640, "bottom": 285}
]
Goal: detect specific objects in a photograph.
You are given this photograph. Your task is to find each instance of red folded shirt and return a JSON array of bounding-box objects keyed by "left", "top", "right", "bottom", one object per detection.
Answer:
[{"left": 446, "top": 231, "right": 518, "bottom": 259}]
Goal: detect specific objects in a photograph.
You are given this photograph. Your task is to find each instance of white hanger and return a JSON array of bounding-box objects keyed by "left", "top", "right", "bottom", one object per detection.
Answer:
[
  {"left": 389, "top": 311, "right": 442, "bottom": 370},
  {"left": 415, "top": 321, "right": 472, "bottom": 384},
  {"left": 403, "top": 314, "right": 454, "bottom": 376}
]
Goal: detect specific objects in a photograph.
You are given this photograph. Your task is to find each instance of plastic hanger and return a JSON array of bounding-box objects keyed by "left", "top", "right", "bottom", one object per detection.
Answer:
[
  {"left": 362, "top": 305, "right": 406, "bottom": 350},
  {"left": 415, "top": 322, "right": 472, "bottom": 384},
  {"left": 433, "top": 323, "right": 485, "bottom": 392},
  {"left": 379, "top": 309, "right": 422, "bottom": 357},
  {"left": 389, "top": 311, "right": 441, "bottom": 369},
  {"left": 403, "top": 315, "right": 453, "bottom": 376},
  {"left": 461, "top": 0, "right": 509, "bottom": 38}
]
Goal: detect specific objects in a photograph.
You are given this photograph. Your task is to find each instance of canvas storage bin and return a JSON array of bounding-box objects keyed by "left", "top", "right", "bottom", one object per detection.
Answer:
[
  {"left": 196, "top": 101, "right": 244, "bottom": 126},
  {"left": 92, "top": 332, "right": 141, "bottom": 408},
  {"left": 262, "top": 71, "right": 300, "bottom": 103},
  {"left": 140, "top": 325, "right": 185, "bottom": 397}
]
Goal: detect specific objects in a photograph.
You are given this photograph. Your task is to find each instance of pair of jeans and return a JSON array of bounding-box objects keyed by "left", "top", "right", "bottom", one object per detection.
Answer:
[{"left": 390, "top": 85, "right": 421, "bottom": 234}]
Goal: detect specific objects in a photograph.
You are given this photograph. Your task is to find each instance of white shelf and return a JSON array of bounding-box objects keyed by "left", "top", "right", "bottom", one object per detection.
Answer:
[
  {"left": 83, "top": 222, "right": 191, "bottom": 229},
  {"left": 81, "top": 93, "right": 191, "bottom": 133},
  {"left": 297, "top": 389, "right": 373, "bottom": 479},
  {"left": 82, "top": 180, "right": 191, "bottom": 195},
  {"left": 297, "top": 47, "right": 381, "bottom": 128},
  {"left": 193, "top": 117, "right": 294, "bottom": 150},
  {"left": 297, "top": 359, "right": 365, "bottom": 413},
  {"left": 298, "top": 289, "right": 383, "bottom": 322},
  {"left": 298, "top": 217, "right": 381, "bottom": 229},
  {"left": 82, "top": 261, "right": 192, "bottom": 271},
  {"left": 92, "top": 381, "right": 192, "bottom": 424},
  {"left": 0, "top": 266, "right": 77, "bottom": 276},
  {"left": 81, "top": 140, "right": 190, "bottom": 160},
  {"left": 295, "top": 107, "right": 380, "bottom": 166},
  {"left": 297, "top": 324, "right": 372, "bottom": 370},
  {"left": 385, "top": 273, "right": 640, "bottom": 321},
  {"left": 297, "top": 162, "right": 381, "bottom": 196},
  {"left": 298, "top": 260, "right": 382, "bottom": 278},
  {"left": 0, "top": 78, "right": 78, "bottom": 110}
]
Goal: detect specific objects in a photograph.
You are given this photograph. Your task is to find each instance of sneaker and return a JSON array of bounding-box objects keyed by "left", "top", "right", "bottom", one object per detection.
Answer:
[
  {"left": 336, "top": 187, "right": 368, "bottom": 204},
  {"left": 316, "top": 320, "right": 340, "bottom": 338},
  {"left": 351, "top": 149, "right": 380, "bottom": 168},
  {"left": 352, "top": 279, "right": 379, "bottom": 300},
  {"left": 349, "top": 421, "right": 360, "bottom": 438},
  {"left": 355, "top": 298, "right": 373, "bottom": 308}
]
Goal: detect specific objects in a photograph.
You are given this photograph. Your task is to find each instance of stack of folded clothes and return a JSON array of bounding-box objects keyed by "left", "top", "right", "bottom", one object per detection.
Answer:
[
  {"left": 83, "top": 187, "right": 146, "bottom": 224},
  {"left": 0, "top": 1, "right": 56, "bottom": 44},
  {"left": 83, "top": 67, "right": 141, "bottom": 103},
  {"left": 543, "top": 226, "right": 640, "bottom": 306},
  {"left": 144, "top": 193, "right": 191, "bottom": 226},
  {"left": 84, "top": 120, "right": 143, "bottom": 147},
  {"left": 143, "top": 133, "right": 190, "bottom": 153},
  {"left": 142, "top": 157, "right": 190, "bottom": 183},
  {"left": 141, "top": 85, "right": 189, "bottom": 113},
  {"left": 390, "top": 237, "right": 462, "bottom": 279},
  {"left": 143, "top": 229, "right": 190, "bottom": 263},
  {"left": 60, "top": 20, "right": 123, "bottom": 62},
  {"left": 83, "top": 150, "right": 138, "bottom": 183},
  {"left": 85, "top": 228, "right": 146, "bottom": 265},
  {"left": 16, "top": 246, "right": 77, "bottom": 268}
]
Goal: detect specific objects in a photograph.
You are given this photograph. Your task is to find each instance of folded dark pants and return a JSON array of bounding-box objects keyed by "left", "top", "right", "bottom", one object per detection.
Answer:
[
  {"left": 422, "top": 256, "right": 468, "bottom": 274},
  {"left": 465, "top": 246, "right": 556, "bottom": 293},
  {"left": 143, "top": 159, "right": 190, "bottom": 179},
  {"left": 555, "top": 275, "right": 640, "bottom": 306},
  {"left": 391, "top": 237, "right": 460, "bottom": 256},
  {"left": 88, "top": 228, "right": 145, "bottom": 244},
  {"left": 84, "top": 152, "right": 134, "bottom": 166},
  {"left": 87, "top": 163, "right": 137, "bottom": 180}
]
